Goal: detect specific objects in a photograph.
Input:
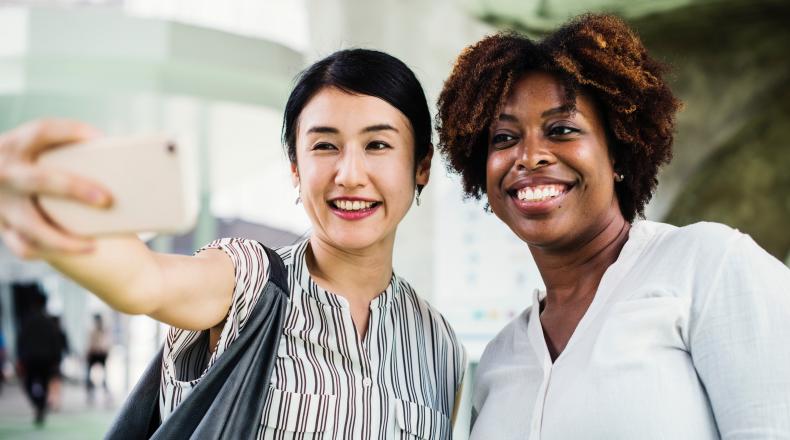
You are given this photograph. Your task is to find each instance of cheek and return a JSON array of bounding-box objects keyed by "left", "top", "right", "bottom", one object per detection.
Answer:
[
  {"left": 573, "top": 147, "right": 613, "bottom": 183},
  {"left": 376, "top": 161, "right": 414, "bottom": 202},
  {"left": 574, "top": 151, "right": 616, "bottom": 207},
  {"left": 298, "top": 163, "right": 331, "bottom": 198},
  {"left": 485, "top": 152, "right": 508, "bottom": 195}
]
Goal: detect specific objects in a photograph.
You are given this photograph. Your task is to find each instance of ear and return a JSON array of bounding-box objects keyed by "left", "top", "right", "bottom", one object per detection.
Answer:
[
  {"left": 415, "top": 146, "right": 433, "bottom": 187},
  {"left": 290, "top": 161, "right": 300, "bottom": 187}
]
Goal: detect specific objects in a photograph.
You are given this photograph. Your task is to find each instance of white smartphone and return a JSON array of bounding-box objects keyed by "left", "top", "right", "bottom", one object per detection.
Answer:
[{"left": 37, "top": 135, "right": 198, "bottom": 236}]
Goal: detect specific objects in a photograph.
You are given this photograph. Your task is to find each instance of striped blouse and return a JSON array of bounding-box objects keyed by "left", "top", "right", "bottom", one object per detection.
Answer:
[{"left": 160, "top": 238, "right": 466, "bottom": 439}]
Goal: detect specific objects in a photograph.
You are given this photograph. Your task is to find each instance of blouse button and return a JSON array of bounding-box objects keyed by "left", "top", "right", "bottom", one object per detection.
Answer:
[{"left": 362, "top": 377, "right": 372, "bottom": 387}]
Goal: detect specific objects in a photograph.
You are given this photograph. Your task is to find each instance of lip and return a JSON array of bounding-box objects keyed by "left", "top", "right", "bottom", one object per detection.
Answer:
[
  {"left": 506, "top": 176, "right": 575, "bottom": 192},
  {"left": 505, "top": 176, "right": 576, "bottom": 216},
  {"left": 328, "top": 196, "right": 379, "bottom": 203},
  {"left": 327, "top": 196, "right": 382, "bottom": 221}
]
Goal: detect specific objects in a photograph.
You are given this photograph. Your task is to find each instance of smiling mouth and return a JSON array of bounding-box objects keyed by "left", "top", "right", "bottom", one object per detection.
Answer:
[
  {"left": 329, "top": 199, "right": 381, "bottom": 212},
  {"left": 510, "top": 184, "right": 571, "bottom": 203}
]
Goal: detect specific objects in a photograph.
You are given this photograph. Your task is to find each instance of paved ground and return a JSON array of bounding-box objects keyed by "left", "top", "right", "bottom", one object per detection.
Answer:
[{"left": 0, "top": 379, "right": 118, "bottom": 439}]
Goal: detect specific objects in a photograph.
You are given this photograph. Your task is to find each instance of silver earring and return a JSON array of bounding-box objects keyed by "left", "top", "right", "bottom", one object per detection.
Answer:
[
  {"left": 295, "top": 185, "right": 301, "bottom": 205},
  {"left": 415, "top": 185, "right": 424, "bottom": 206},
  {"left": 483, "top": 202, "right": 493, "bottom": 213},
  {"left": 614, "top": 173, "right": 624, "bottom": 182}
]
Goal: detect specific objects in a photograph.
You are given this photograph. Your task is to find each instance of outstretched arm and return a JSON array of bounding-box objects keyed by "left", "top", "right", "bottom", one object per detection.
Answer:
[{"left": 0, "top": 119, "right": 234, "bottom": 331}]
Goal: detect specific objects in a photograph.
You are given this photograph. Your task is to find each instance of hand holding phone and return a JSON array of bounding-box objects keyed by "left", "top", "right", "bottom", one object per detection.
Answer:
[
  {"left": 37, "top": 135, "right": 198, "bottom": 236},
  {"left": 0, "top": 119, "right": 109, "bottom": 257}
]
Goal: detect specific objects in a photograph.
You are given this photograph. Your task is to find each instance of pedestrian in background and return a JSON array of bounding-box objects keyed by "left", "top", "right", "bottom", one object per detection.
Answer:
[
  {"left": 85, "top": 314, "right": 109, "bottom": 404},
  {"left": 15, "top": 291, "right": 61, "bottom": 426}
]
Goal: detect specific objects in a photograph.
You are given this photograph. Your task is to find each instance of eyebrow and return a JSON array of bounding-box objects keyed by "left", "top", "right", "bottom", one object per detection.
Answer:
[
  {"left": 541, "top": 104, "right": 579, "bottom": 118},
  {"left": 305, "top": 124, "right": 399, "bottom": 135},
  {"left": 497, "top": 113, "right": 519, "bottom": 123},
  {"left": 306, "top": 126, "right": 339, "bottom": 135},
  {"left": 361, "top": 124, "right": 398, "bottom": 134},
  {"left": 497, "top": 104, "right": 582, "bottom": 122}
]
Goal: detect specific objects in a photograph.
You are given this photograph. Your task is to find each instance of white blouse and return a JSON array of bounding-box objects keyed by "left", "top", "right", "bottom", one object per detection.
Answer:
[
  {"left": 160, "top": 238, "right": 466, "bottom": 439},
  {"left": 471, "top": 221, "right": 790, "bottom": 440}
]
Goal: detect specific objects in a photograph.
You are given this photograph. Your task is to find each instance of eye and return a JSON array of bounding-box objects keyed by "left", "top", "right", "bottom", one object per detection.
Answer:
[
  {"left": 547, "top": 125, "right": 580, "bottom": 138},
  {"left": 312, "top": 142, "right": 337, "bottom": 151},
  {"left": 491, "top": 133, "right": 518, "bottom": 148},
  {"left": 366, "top": 141, "right": 391, "bottom": 151}
]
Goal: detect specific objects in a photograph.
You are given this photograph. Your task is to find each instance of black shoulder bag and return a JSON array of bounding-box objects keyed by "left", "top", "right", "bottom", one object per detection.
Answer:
[{"left": 105, "top": 245, "right": 289, "bottom": 439}]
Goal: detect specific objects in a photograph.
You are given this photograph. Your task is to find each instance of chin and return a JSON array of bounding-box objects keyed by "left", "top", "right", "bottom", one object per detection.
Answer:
[{"left": 501, "top": 211, "right": 569, "bottom": 248}]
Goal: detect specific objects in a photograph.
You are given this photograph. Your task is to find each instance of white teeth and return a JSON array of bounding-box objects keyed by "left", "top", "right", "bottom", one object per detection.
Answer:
[
  {"left": 516, "top": 185, "right": 566, "bottom": 202},
  {"left": 333, "top": 200, "right": 375, "bottom": 211}
]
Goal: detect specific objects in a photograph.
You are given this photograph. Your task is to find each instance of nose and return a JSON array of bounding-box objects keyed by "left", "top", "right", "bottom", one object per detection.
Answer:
[
  {"left": 514, "top": 136, "right": 554, "bottom": 171},
  {"left": 335, "top": 146, "right": 369, "bottom": 188}
]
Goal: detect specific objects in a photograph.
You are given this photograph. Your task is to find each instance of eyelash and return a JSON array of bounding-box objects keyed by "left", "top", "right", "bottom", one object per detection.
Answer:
[
  {"left": 367, "top": 141, "right": 391, "bottom": 150},
  {"left": 312, "top": 142, "right": 336, "bottom": 151},
  {"left": 491, "top": 125, "right": 580, "bottom": 147},
  {"left": 491, "top": 133, "right": 517, "bottom": 147},
  {"left": 548, "top": 125, "right": 580, "bottom": 137},
  {"left": 311, "top": 141, "right": 392, "bottom": 151}
]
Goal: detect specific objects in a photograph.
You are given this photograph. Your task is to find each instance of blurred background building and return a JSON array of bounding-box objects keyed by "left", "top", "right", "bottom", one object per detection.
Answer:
[{"left": 0, "top": 0, "right": 787, "bottom": 437}]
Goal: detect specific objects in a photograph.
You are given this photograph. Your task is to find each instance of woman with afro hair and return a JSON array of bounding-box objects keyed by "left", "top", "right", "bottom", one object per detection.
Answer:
[{"left": 437, "top": 13, "right": 790, "bottom": 439}]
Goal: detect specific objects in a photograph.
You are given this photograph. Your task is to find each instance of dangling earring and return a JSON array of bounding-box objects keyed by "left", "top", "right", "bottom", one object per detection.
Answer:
[
  {"left": 483, "top": 202, "right": 493, "bottom": 213},
  {"left": 415, "top": 185, "right": 424, "bottom": 206},
  {"left": 294, "top": 184, "right": 301, "bottom": 205},
  {"left": 614, "top": 172, "right": 624, "bottom": 183}
]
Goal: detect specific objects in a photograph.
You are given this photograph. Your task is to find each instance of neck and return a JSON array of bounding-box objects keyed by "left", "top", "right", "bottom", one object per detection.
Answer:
[
  {"left": 306, "top": 233, "right": 395, "bottom": 307},
  {"left": 531, "top": 214, "right": 631, "bottom": 308}
]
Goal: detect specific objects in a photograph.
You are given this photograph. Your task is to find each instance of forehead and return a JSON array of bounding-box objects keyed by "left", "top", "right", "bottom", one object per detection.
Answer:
[
  {"left": 500, "top": 71, "right": 596, "bottom": 117},
  {"left": 298, "top": 87, "right": 412, "bottom": 135},
  {"left": 506, "top": 72, "right": 565, "bottom": 106}
]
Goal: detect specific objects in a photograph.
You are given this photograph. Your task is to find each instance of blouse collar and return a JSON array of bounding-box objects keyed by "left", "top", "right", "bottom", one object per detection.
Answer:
[{"left": 291, "top": 239, "right": 398, "bottom": 309}]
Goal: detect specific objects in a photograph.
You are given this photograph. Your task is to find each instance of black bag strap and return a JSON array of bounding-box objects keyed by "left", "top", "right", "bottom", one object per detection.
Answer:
[
  {"left": 105, "top": 245, "right": 290, "bottom": 440},
  {"left": 261, "top": 245, "right": 289, "bottom": 295}
]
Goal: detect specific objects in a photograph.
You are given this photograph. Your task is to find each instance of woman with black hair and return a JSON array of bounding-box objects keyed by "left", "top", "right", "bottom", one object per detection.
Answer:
[{"left": 0, "top": 49, "right": 465, "bottom": 439}]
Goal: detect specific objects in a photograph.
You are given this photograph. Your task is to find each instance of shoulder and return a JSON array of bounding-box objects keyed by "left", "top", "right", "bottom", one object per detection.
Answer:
[
  {"left": 636, "top": 220, "right": 741, "bottom": 252},
  {"left": 195, "top": 237, "right": 270, "bottom": 266},
  {"left": 663, "top": 221, "right": 741, "bottom": 246},
  {"left": 631, "top": 221, "right": 747, "bottom": 273},
  {"left": 640, "top": 220, "right": 786, "bottom": 272},
  {"left": 635, "top": 221, "right": 789, "bottom": 318},
  {"left": 196, "top": 237, "right": 305, "bottom": 276},
  {"left": 670, "top": 222, "right": 785, "bottom": 272}
]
